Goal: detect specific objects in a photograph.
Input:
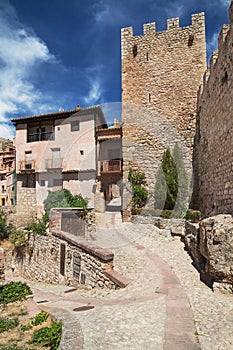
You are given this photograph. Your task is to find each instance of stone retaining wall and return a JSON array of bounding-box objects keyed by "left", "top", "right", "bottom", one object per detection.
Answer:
[{"left": 11, "top": 231, "right": 116, "bottom": 289}]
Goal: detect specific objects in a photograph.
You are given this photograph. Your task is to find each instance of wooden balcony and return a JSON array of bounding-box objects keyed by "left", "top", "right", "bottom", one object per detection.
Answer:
[
  {"left": 99, "top": 160, "right": 122, "bottom": 175},
  {"left": 19, "top": 160, "right": 36, "bottom": 173}
]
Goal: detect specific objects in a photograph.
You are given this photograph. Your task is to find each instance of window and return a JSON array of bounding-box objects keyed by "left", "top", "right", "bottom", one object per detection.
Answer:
[
  {"left": 149, "top": 93, "right": 151, "bottom": 103},
  {"left": 108, "top": 149, "right": 121, "bottom": 160},
  {"left": 53, "top": 178, "right": 62, "bottom": 187},
  {"left": 71, "top": 120, "right": 80, "bottom": 131},
  {"left": 80, "top": 150, "right": 84, "bottom": 155},
  {"left": 25, "top": 151, "right": 32, "bottom": 169},
  {"left": 60, "top": 243, "right": 66, "bottom": 276},
  {"left": 27, "top": 121, "right": 55, "bottom": 142},
  {"left": 39, "top": 180, "right": 45, "bottom": 187}
]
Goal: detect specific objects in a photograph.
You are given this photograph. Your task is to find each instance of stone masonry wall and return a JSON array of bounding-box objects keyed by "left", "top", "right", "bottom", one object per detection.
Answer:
[
  {"left": 121, "top": 13, "right": 206, "bottom": 218},
  {"left": 192, "top": 2, "right": 233, "bottom": 217},
  {"left": 0, "top": 248, "right": 5, "bottom": 284},
  {"left": 15, "top": 174, "right": 37, "bottom": 227},
  {"left": 10, "top": 232, "right": 116, "bottom": 289},
  {"left": 9, "top": 209, "right": 118, "bottom": 289}
]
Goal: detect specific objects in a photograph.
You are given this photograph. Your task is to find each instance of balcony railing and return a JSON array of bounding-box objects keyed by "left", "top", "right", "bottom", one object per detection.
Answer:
[
  {"left": 100, "top": 160, "right": 122, "bottom": 174},
  {"left": 27, "top": 131, "right": 55, "bottom": 143},
  {"left": 19, "top": 160, "right": 35, "bottom": 172},
  {"left": 45, "top": 158, "right": 63, "bottom": 169}
]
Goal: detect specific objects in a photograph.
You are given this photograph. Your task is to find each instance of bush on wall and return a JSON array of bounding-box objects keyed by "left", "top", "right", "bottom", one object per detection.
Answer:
[{"left": 128, "top": 169, "right": 148, "bottom": 213}]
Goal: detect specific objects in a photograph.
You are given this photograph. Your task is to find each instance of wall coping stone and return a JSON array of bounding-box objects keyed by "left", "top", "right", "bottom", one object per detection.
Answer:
[
  {"left": 52, "top": 230, "right": 114, "bottom": 262},
  {"left": 104, "top": 269, "right": 129, "bottom": 288}
]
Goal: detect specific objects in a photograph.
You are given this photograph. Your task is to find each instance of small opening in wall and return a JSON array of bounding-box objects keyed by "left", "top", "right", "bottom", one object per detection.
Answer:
[
  {"left": 222, "top": 71, "right": 228, "bottom": 84},
  {"left": 80, "top": 150, "right": 84, "bottom": 155},
  {"left": 133, "top": 44, "right": 137, "bottom": 58},
  {"left": 188, "top": 34, "right": 194, "bottom": 46},
  {"left": 57, "top": 127, "right": 60, "bottom": 131},
  {"left": 146, "top": 52, "right": 149, "bottom": 61},
  {"left": 148, "top": 93, "right": 151, "bottom": 103}
]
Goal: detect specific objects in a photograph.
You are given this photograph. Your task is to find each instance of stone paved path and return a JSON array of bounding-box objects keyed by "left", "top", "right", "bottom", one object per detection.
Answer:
[{"left": 7, "top": 212, "right": 233, "bottom": 349}]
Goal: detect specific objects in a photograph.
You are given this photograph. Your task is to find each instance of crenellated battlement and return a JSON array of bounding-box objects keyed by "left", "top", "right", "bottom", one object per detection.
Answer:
[{"left": 121, "top": 12, "right": 205, "bottom": 39}]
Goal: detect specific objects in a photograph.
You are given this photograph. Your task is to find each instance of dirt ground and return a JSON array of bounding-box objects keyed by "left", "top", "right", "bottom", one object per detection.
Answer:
[{"left": 0, "top": 300, "right": 53, "bottom": 350}]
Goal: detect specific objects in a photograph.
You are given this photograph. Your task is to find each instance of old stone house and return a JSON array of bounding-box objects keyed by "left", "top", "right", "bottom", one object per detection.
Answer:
[{"left": 12, "top": 106, "right": 122, "bottom": 224}]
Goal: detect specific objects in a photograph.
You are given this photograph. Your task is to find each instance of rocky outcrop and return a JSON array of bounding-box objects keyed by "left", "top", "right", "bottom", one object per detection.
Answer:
[
  {"left": 185, "top": 214, "right": 233, "bottom": 292},
  {"left": 199, "top": 215, "right": 233, "bottom": 289}
]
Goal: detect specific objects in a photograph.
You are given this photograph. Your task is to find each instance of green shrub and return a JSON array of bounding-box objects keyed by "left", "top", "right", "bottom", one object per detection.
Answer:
[
  {"left": 185, "top": 209, "right": 201, "bottom": 223},
  {"left": 32, "top": 321, "right": 62, "bottom": 349},
  {"left": 20, "top": 323, "right": 32, "bottom": 331},
  {"left": 128, "top": 169, "right": 148, "bottom": 211},
  {"left": 0, "top": 211, "right": 12, "bottom": 240},
  {"left": 25, "top": 213, "right": 49, "bottom": 236},
  {"left": 44, "top": 189, "right": 88, "bottom": 214},
  {"left": 32, "top": 311, "right": 49, "bottom": 326},
  {"left": 0, "top": 282, "right": 32, "bottom": 304},
  {"left": 9, "top": 229, "right": 26, "bottom": 249},
  {"left": 0, "top": 317, "right": 19, "bottom": 333}
]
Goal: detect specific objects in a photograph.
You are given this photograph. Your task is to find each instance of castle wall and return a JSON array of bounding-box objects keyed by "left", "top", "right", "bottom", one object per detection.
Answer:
[
  {"left": 121, "top": 13, "right": 206, "bottom": 218},
  {"left": 192, "top": 2, "right": 233, "bottom": 217}
]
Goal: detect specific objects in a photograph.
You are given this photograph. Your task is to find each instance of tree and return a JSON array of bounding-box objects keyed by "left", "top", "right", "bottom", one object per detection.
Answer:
[
  {"left": 172, "top": 143, "right": 189, "bottom": 211},
  {"left": 43, "top": 189, "right": 88, "bottom": 214},
  {"left": 154, "top": 148, "right": 178, "bottom": 210}
]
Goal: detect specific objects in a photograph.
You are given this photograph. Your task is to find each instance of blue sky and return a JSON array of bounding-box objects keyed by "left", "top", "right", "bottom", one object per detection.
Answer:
[{"left": 0, "top": 0, "right": 231, "bottom": 139}]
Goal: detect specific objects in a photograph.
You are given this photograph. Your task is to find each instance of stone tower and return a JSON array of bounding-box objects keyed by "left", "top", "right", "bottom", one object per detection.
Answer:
[{"left": 121, "top": 13, "right": 207, "bottom": 218}]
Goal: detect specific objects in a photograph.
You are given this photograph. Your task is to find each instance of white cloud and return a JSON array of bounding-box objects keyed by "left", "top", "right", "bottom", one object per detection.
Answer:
[
  {"left": 83, "top": 65, "right": 104, "bottom": 106},
  {"left": 91, "top": 0, "right": 129, "bottom": 26},
  {"left": 93, "top": 1, "right": 110, "bottom": 23},
  {"left": 165, "top": 4, "right": 185, "bottom": 19},
  {"left": 219, "top": 0, "right": 231, "bottom": 6},
  {"left": 83, "top": 79, "right": 103, "bottom": 106},
  {"left": 0, "top": 123, "right": 15, "bottom": 140},
  {"left": 207, "top": 31, "right": 219, "bottom": 58},
  {"left": 0, "top": 2, "right": 56, "bottom": 124}
]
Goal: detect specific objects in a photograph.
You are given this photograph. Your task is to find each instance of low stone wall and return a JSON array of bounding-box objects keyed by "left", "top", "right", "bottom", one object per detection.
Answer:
[{"left": 11, "top": 231, "right": 117, "bottom": 289}]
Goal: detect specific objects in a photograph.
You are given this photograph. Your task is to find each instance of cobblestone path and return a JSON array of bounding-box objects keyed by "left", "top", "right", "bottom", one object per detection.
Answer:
[{"left": 8, "top": 213, "right": 233, "bottom": 350}]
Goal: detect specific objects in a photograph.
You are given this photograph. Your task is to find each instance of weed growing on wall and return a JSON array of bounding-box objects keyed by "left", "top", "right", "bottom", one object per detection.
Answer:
[{"left": 128, "top": 169, "right": 148, "bottom": 213}]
